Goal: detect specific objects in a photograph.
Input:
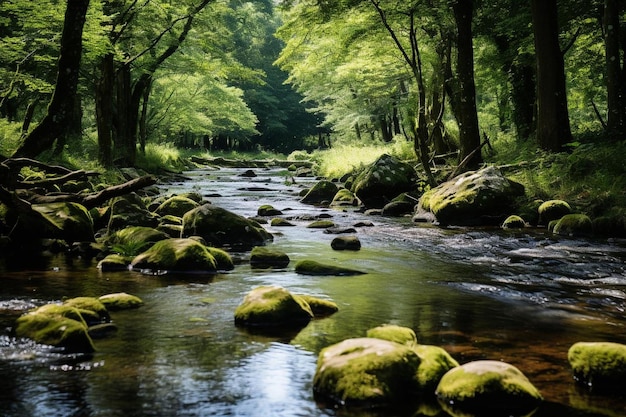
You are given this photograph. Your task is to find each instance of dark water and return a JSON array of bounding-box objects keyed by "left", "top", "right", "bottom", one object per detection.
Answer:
[{"left": 1, "top": 166, "right": 626, "bottom": 417}]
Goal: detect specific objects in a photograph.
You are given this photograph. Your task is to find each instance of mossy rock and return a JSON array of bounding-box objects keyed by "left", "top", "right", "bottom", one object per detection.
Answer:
[
  {"left": 206, "top": 246, "right": 234, "bottom": 271},
  {"left": 413, "top": 345, "right": 459, "bottom": 392},
  {"left": 568, "top": 342, "right": 626, "bottom": 390},
  {"left": 366, "top": 324, "right": 417, "bottom": 346},
  {"left": 182, "top": 204, "right": 272, "bottom": 250},
  {"left": 178, "top": 192, "right": 204, "bottom": 203},
  {"left": 502, "top": 215, "right": 526, "bottom": 229},
  {"left": 331, "top": 236, "right": 361, "bottom": 251},
  {"left": 313, "top": 337, "right": 422, "bottom": 407},
  {"left": 300, "top": 180, "right": 339, "bottom": 205},
  {"left": 381, "top": 201, "right": 414, "bottom": 217},
  {"left": 131, "top": 238, "right": 218, "bottom": 272},
  {"left": 63, "top": 297, "right": 110, "bottom": 324},
  {"left": 159, "top": 215, "right": 183, "bottom": 225},
  {"left": 234, "top": 286, "right": 313, "bottom": 327},
  {"left": 553, "top": 214, "right": 593, "bottom": 237},
  {"left": 154, "top": 196, "right": 200, "bottom": 217},
  {"left": 270, "top": 218, "right": 295, "bottom": 227},
  {"left": 97, "top": 254, "right": 131, "bottom": 271},
  {"left": 257, "top": 204, "right": 283, "bottom": 216},
  {"left": 297, "top": 295, "right": 338, "bottom": 317},
  {"left": 106, "top": 226, "right": 170, "bottom": 254},
  {"left": 307, "top": 220, "right": 336, "bottom": 229},
  {"left": 108, "top": 193, "right": 160, "bottom": 232},
  {"left": 250, "top": 246, "right": 290, "bottom": 269},
  {"left": 15, "top": 304, "right": 96, "bottom": 353},
  {"left": 98, "top": 292, "right": 143, "bottom": 311},
  {"left": 538, "top": 199, "right": 571, "bottom": 225},
  {"left": 435, "top": 360, "right": 542, "bottom": 414},
  {"left": 28, "top": 202, "right": 95, "bottom": 243},
  {"left": 295, "top": 259, "right": 366, "bottom": 276},
  {"left": 331, "top": 189, "right": 359, "bottom": 207}
]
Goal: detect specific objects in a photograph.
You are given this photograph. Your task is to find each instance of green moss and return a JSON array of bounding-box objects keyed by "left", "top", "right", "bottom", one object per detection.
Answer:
[
  {"left": 63, "top": 297, "right": 109, "bottom": 323},
  {"left": 553, "top": 214, "right": 593, "bottom": 237},
  {"left": 297, "top": 294, "right": 338, "bottom": 317},
  {"left": 412, "top": 345, "right": 459, "bottom": 391},
  {"left": 131, "top": 238, "right": 217, "bottom": 272},
  {"left": 568, "top": 342, "right": 626, "bottom": 388},
  {"left": 250, "top": 246, "right": 290, "bottom": 269},
  {"left": 300, "top": 180, "right": 339, "bottom": 205},
  {"left": 366, "top": 324, "right": 417, "bottom": 346},
  {"left": 270, "top": 218, "right": 295, "bottom": 227},
  {"left": 538, "top": 199, "right": 571, "bottom": 225},
  {"left": 295, "top": 259, "right": 366, "bottom": 276},
  {"left": 257, "top": 204, "right": 282, "bottom": 216},
  {"left": 98, "top": 293, "right": 143, "bottom": 311},
  {"left": 97, "top": 254, "right": 132, "bottom": 271},
  {"left": 108, "top": 226, "right": 169, "bottom": 256},
  {"left": 234, "top": 286, "right": 313, "bottom": 327},
  {"left": 306, "top": 220, "right": 336, "bottom": 229},
  {"left": 206, "top": 246, "right": 234, "bottom": 270},
  {"left": 331, "top": 189, "right": 358, "bottom": 206},
  {"left": 154, "top": 196, "right": 200, "bottom": 217},
  {"left": 502, "top": 215, "right": 526, "bottom": 229}
]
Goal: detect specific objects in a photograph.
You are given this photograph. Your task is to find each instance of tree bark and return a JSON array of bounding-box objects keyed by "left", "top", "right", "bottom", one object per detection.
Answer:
[
  {"left": 452, "top": 0, "right": 482, "bottom": 170},
  {"left": 531, "top": 0, "right": 572, "bottom": 152},
  {"left": 12, "top": 0, "right": 90, "bottom": 158},
  {"left": 604, "top": 0, "right": 624, "bottom": 135},
  {"left": 96, "top": 54, "right": 114, "bottom": 166}
]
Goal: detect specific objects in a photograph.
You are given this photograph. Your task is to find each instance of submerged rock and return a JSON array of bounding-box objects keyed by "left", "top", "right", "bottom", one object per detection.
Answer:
[
  {"left": 130, "top": 238, "right": 220, "bottom": 272},
  {"left": 568, "top": 341, "right": 626, "bottom": 390},
  {"left": 234, "top": 286, "right": 313, "bottom": 327},
  {"left": 416, "top": 166, "right": 525, "bottom": 226},
  {"left": 98, "top": 293, "right": 144, "bottom": 311},
  {"left": 330, "top": 236, "right": 361, "bottom": 251},
  {"left": 182, "top": 204, "right": 272, "bottom": 249},
  {"left": 300, "top": 180, "right": 339, "bottom": 205},
  {"left": 250, "top": 246, "right": 290, "bottom": 269},
  {"left": 295, "top": 259, "right": 366, "bottom": 276},
  {"left": 296, "top": 295, "right": 339, "bottom": 317},
  {"left": 257, "top": 204, "right": 283, "bottom": 216},
  {"left": 436, "top": 360, "right": 542, "bottom": 415}
]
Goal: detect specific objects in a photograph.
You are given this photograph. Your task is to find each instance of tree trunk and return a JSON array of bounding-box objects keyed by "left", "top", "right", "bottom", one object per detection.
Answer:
[
  {"left": 115, "top": 66, "right": 136, "bottom": 166},
  {"left": 96, "top": 54, "right": 114, "bottom": 166},
  {"left": 510, "top": 61, "right": 536, "bottom": 140},
  {"left": 604, "top": 0, "right": 624, "bottom": 135},
  {"left": 12, "top": 0, "right": 90, "bottom": 158},
  {"left": 531, "top": 0, "right": 572, "bottom": 152},
  {"left": 452, "top": 0, "right": 482, "bottom": 170}
]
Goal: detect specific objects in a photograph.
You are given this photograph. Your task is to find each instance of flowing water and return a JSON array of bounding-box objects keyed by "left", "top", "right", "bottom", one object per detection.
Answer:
[{"left": 1, "top": 166, "right": 626, "bottom": 417}]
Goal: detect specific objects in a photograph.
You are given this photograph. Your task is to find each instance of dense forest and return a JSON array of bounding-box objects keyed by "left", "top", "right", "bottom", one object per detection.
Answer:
[{"left": 0, "top": 1, "right": 624, "bottom": 185}]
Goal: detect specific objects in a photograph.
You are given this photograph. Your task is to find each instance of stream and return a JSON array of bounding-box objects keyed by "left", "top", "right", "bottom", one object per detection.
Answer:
[{"left": 1, "top": 166, "right": 626, "bottom": 417}]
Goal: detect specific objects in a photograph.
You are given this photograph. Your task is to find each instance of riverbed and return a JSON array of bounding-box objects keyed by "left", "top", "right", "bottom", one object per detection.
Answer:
[{"left": 1, "top": 166, "right": 625, "bottom": 416}]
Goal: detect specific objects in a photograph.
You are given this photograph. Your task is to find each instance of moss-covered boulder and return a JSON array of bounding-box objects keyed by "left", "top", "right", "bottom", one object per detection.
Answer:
[
  {"left": 97, "top": 254, "right": 131, "bottom": 271},
  {"left": 568, "top": 342, "right": 626, "bottom": 390},
  {"left": 154, "top": 196, "right": 200, "bottom": 217},
  {"left": 257, "top": 204, "right": 283, "bottom": 216},
  {"left": 182, "top": 204, "right": 272, "bottom": 249},
  {"left": 553, "top": 214, "right": 593, "bottom": 237},
  {"left": 538, "top": 199, "right": 571, "bottom": 225},
  {"left": 19, "top": 202, "right": 95, "bottom": 243},
  {"left": 234, "top": 286, "right": 313, "bottom": 327},
  {"left": 14, "top": 304, "right": 96, "bottom": 353},
  {"left": 63, "top": 297, "right": 110, "bottom": 325},
  {"left": 300, "top": 180, "right": 339, "bottom": 205},
  {"left": 108, "top": 193, "right": 160, "bottom": 232},
  {"left": 413, "top": 345, "right": 460, "bottom": 392},
  {"left": 351, "top": 154, "right": 421, "bottom": 209},
  {"left": 436, "top": 360, "right": 542, "bottom": 415},
  {"left": 99, "top": 292, "right": 144, "bottom": 311},
  {"left": 502, "top": 215, "right": 526, "bottom": 229},
  {"left": 270, "top": 218, "right": 295, "bottom": 227},
  {"left": 106, "top": 226, "right": 170, "bottom": 254},
  {"left": 331, "top": 188, "right": 359, "bottom": 207},
  {"left": 416, "top": 166, "right": 525, "bottom": 226},
  {"left": 130, "top": 238, "right": 218, "bottom": 272},
  {"left": 330, "top": 236, "right": 361, "bottom": 251},
  {"left": 313, "top": 337, "right": 422, "bottom": 407},
  {"left": 307, "top": 219, "right": 336, "bottom": 229},
  {"left": 381, "top": 200, "right": 414, "bottom": 217},
  {"left": 206, "top": 246, "right": 235, "bottom": 270},
  {"left": 295, "top": 259, "right": 366, "bottom": 276},
  {"left": 366, "top": 324, "right": 418, "bottom": 346},
  {"left": 250, "top": 246, "right": 290, "bottom": 269},
  {"left": 297, "top": 295, "right": 339, "bottom": 317}
]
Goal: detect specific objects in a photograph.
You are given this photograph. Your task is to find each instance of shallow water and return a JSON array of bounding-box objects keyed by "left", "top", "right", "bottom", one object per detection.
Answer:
[{"left": 1, "top": 166, "right": 626, "bottom": 417}]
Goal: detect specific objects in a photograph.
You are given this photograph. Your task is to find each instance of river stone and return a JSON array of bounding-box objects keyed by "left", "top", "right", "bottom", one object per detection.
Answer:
[
  {"left": 351, "top": 154, "right": 420, "bottom": 209},
  {"left": 307, "top": 220, "right": 336, "bottom": 229},
  {"left": 296, "top": 295, "right": 339, "bottom": 317},
  {"left": 106, "top": 226, "right": 170, "bottom": 255},
  {"left": 15, "top": 304, "right": 96, "bottom": 353},
  {"left": 331, "top": 236, "right": 361, "bottom": 251},
  {"left": 29, "top": 202, "right": 95, "bottom": 243},
  {"left": 435, "top": 360, "right": 542, "bottom": 414},
  {"left": 257, "top": 204, "right": 282, "bottom": 216},
  {"left": 416, "top": 166, "right": 525, "bottom": 226},
  {"left": 154, "top": 196, "right": 200, "bottom": 217},
  {"left": 98, "top": 293, "right": 143, "bottom": 310},
  {"left": 108, "top": 193, "right": 160, "bottom": 232},
  {"left": 270, "top": 218, "right": 295, "bottom": 227},
  {"left": 63, "top": 297, "right": 110, "bottom": 325},
  {"left": 366, "top": 324, "right": 417, "bottom": 346},
  {"left": 295, "top": 259, "right": 366, "bottom": 276},
  {"left": 381, "top": 200, "right": 414, "bottom": 217},
  {"left": 206, "top": 246, "right": 234, "bottom": 271},
  {"left": 313, "top": 337, "right": 421, "bottom": 407},
  {"left": 538, "top": 199, "right": 571, "bottom": 225},
  {"left": 130, "top": 238, "right": 218, "bottom": 272},
  {"left": 250, "top": 246, "right": 290, "bottom": 269},
  {"left": 502, "top": 214, "right": 526, "bottom": 229},
  {"left": 234, "top": 286, "right": 313, "bottom": 327},
  {"left": 568, "top": 342, "right": 626, "bottom": 390},
  {"left": 300, "top": 180, "right": 339, "bottom": 205},
  {"left": 181, "top": 204, "right": 272, "bottom": 249},
  {"left": 331, "top": 188, "right": 359, "bottom": 207},
  {"left": 553, "top": 214, "right": 593, "bottom": 237}
]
